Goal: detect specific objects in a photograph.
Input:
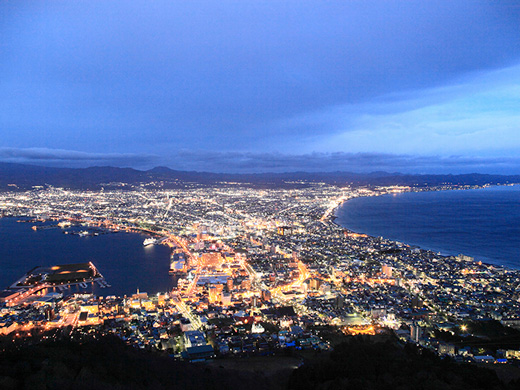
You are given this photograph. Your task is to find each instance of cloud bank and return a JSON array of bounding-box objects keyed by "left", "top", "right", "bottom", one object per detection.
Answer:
[
  {"left": 2, "top": 147, "right": 520, "bottom": 174},
  {"left": 5, "top": 145, "right": 518, "bottom": 174},
  {"left": 166, "top": 150, "right": 520, "bottom": 174},
  {"left": 0, "top": 148, "right": 158, "bottom": 168}
]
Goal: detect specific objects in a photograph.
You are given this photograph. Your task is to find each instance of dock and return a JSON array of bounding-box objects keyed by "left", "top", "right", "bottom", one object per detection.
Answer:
[{"left": 1, "top": 262, "right": 110, "bottom": 306}]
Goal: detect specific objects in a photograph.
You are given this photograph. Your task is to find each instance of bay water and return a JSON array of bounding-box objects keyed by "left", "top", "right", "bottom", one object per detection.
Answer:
[
  {"left": 0, "top": 218, "right": 174, "bottom": 296},
  {"left": 335, "top": 185, "right": 520, "bottom": 269}
]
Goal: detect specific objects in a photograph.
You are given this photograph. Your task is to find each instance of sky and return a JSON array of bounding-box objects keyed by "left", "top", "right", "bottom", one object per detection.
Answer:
[{"left": 1, "top": 0, "right": 520, "bottom": 173}]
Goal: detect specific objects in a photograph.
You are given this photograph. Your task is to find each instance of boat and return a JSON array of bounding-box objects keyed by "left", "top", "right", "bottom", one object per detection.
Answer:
[
  {"left": 58, "top": 221, "right": 72, "bottom": 228},
  {"left": 143, "top": 237, "right": 156, "bottom": 246},
  {"left": 79, "top": 230, "right": 89, "bottom": 237}
]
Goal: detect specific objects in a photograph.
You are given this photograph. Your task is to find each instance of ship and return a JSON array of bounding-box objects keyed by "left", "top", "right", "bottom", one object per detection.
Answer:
[{"left": 143, "top": 237, "right": 156, "bottom": 246}]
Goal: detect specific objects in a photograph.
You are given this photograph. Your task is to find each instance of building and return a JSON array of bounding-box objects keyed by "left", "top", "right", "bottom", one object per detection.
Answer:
[
  {"left": 200, "top": 252, "right": 223, "bottom": 267},
  {"left": 183, "top": 330, "right": 206, "bottom": 348},
  {"left": 182, "top": 344, "right": 214, "bottom": 362},
  {"left": 382, "top": 264, "right": 393, "bottom": 278},
  {"left": 277, "top": 226, "right": 293, "bottom": 236},
  {"left": 208, "top": 286, "right": 221, "bottom": 304},
  {"left": 438, "top": 343, "right": 456, "bottom": 356},
  {"left": 410, "top": 323, "right": 423, "bottom": 343}
]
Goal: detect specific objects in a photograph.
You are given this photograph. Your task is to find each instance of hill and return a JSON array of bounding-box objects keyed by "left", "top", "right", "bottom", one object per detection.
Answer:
[{"left": 0, "top": 162, "right": 519, "bottom": 190}]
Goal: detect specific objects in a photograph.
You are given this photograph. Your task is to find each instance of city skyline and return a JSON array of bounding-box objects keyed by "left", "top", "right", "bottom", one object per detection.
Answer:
[{"left": 2, "top": 1, "right": 520, "bottom": 173}]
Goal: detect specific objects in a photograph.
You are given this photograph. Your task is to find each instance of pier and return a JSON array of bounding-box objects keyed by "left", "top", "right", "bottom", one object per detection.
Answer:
[{"left": 2, "top": 261, "right": 110, "bottom": 306}]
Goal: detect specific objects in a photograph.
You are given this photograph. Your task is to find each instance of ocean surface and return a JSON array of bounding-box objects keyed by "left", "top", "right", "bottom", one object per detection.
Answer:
[
  {"left": 0, "top": 218, "right": 175, "bottom": 296},
  {"left": 335, "top": 185, "right": 520, "bottom": 269}
]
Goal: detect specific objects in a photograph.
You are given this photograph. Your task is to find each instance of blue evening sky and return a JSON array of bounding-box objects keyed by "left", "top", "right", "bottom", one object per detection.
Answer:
[{"left": 1, "top": 1, "right": 520, "bottom": 173}]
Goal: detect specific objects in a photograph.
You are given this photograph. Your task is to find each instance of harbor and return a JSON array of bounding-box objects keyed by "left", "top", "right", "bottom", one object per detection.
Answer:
[
  {"left": 0, "top": 217, "right": 174, "bottom": 296},
  {"left": 1, "top": 262, "right": 109, "bottom": 307}
]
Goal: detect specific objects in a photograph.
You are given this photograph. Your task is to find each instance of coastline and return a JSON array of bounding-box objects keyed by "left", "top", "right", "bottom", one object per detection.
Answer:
[
  {"left": 330, "top": 184, "right": 520, "bottom": 271},
  {"left": 0, "top": 217, "right": 173, "bottom": 295}
]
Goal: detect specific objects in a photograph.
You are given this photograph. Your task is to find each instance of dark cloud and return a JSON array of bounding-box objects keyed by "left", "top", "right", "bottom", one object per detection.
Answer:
[
  {"left": 2, "top": 147, "right": 519, "bottom": 174},
  {"left": 168, "top": 151, "right": 520, "bottom": 174},
  {"left": 0, "top": 148, "right": 158, "bottom": 168},
  {"left": 1, "top": 1, "right": 520, "bottom": 156},
  {"left": 0, "top": 2, "right": 519, "bottom": 172}
]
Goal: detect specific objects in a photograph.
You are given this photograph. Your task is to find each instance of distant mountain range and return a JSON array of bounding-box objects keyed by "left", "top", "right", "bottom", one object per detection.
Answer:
[{"left": 0, "top": 162, "right": 519, "bottom": 190}]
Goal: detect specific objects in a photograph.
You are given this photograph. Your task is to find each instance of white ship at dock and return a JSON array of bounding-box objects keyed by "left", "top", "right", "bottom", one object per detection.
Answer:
[{"left": 143, "top": 237, "right": 156, "bottom": 246}]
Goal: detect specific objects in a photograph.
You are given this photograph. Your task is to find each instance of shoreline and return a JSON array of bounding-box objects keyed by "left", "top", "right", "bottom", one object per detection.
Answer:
[
  {"left": 329, "top": 184, "right": 520, "bottom": 272},
  {"left": 0, "top": 217, "right": 173, "bottom": 295}
]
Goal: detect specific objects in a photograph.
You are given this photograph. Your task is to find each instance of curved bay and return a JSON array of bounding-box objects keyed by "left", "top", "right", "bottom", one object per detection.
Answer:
[{"left": 335, "top": 185, "right": 520, "bottom": 269}]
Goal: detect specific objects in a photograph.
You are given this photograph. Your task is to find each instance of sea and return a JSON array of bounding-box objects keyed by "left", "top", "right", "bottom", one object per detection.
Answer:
[
  {"left": 0, "top": 218, "right": 175, "bottom": 296},
  {"left": 335, "top": 185, "right": 520, "bottom": 269}
]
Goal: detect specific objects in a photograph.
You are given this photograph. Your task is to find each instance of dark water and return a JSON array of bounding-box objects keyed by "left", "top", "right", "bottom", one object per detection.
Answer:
[
  {"left": 336, "top": 185, "right": 520, "bottom": 269},
  {"left": 0, "top": 218, "right": 175, "bottom": 296}
]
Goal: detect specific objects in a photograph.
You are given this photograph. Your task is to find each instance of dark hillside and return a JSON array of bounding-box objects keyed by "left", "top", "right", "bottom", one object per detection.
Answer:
[{"left": 289, "top": 336, "right": 505, "bottom": 390}]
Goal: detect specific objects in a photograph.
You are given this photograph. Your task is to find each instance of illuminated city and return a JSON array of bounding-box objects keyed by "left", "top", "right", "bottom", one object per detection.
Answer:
[{"left": 2, "top": 182, "right": 520, "bottom": 367}]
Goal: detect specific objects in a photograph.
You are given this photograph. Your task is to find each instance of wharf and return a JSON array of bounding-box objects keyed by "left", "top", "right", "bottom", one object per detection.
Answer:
[{"left": 2, "top": 262, "right": 109, "bottom": 306}]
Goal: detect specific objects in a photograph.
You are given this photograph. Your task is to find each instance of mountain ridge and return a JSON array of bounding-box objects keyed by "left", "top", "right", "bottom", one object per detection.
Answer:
[{"left": 0, "top": 162, "right": 519, "bottom": 190}]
